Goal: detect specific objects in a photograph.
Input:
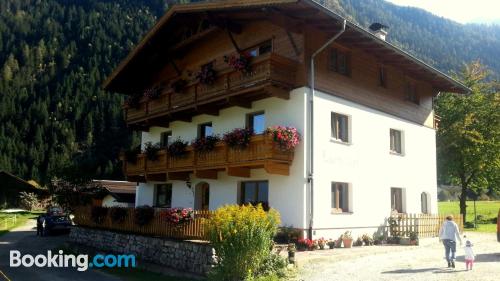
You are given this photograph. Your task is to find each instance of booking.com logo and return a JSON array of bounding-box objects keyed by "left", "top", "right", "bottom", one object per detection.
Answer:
[{"left": 9, "top": 250, "right": 136, "bottom": 272}]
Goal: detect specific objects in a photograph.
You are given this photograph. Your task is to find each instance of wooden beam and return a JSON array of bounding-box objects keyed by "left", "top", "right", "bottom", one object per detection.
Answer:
[
  {"left": 265, "top": 86, "right": 290, "bottom": 100},
  {"left": 226, "top": 167, "right": 250, "bottom": 178},
  {"left": 195, "top": 170, "right": 218, "bottom": 180},
  {"left": 195, "top": 105, "right": 219, "bottom": 116},
  {"left": 264, "top": 162, "right": 289, "bottom": 176},
  {"left": 167, "top": 171, "right": 190, "bottom": 181},
  {"left": 226, "top": 96, "right": 252, "bottom": 108},
  {"left": 146, "top": 173, "right": 167, "bottom": 182},
  {"left": 127, "top": 175, "right": 146, "bottom": 183}
]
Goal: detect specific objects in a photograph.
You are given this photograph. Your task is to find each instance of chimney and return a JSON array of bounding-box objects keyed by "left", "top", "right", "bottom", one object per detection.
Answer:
[{"left": 369, "top": 23, "right": 389, "bottom": 41}]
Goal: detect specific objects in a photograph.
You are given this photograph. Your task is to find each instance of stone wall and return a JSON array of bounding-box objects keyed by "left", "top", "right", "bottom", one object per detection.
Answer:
[{"left": 69, "top": 226, "right": 215, "bottom": 275}]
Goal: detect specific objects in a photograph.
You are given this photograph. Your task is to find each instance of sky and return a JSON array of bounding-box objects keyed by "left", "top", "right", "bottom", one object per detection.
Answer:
[{"left": 385, "top": 0, "right": 500, "bottom": 24}]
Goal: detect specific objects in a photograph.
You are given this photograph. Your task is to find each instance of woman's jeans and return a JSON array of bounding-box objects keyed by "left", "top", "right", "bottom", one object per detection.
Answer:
[{"left": 443, "top": 239, "right": 456, "bottom": 262}]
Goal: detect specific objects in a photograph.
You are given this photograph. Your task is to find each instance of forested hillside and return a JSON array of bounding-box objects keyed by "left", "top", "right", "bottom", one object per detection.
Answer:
[
  {"left": 0, "top": 0, "right": 163, "bottom": 183},
  {"left": 0, "top": 0, "right": 498, "bottom": 185}
]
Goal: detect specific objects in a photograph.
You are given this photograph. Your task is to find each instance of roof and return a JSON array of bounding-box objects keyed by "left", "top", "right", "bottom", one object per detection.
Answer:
[
  {"left": 94, "top": 180, "right": 136, "bottom": 204},
  {"left": 103, "top": 0, "right": 469, "bottom": 94},
  {"left": 0, "top": 171, "right": 48, "bottom": 194}
]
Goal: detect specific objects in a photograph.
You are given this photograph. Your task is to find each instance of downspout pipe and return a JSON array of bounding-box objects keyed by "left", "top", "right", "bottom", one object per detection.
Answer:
[{"left": 307, "top": 19, "right": 346, "bottom": 240}]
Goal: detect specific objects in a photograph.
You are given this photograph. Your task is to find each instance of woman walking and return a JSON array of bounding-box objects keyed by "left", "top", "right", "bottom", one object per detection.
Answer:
[{"left": 439, "top": 215, "right": 462, "bottom": 268}]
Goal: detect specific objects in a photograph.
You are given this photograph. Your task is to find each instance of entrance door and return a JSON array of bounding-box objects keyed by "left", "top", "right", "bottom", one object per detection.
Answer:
[{"left": 195, "top": 182, "right": 210, "bottom": 210}]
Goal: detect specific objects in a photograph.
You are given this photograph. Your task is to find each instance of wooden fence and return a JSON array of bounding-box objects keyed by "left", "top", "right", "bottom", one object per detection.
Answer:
[
  {"left": 73, "top": 206, "right": 212, "bottom": 241},
  {"left": 386, "top": 214, "right": 464, "bottom": 238}
]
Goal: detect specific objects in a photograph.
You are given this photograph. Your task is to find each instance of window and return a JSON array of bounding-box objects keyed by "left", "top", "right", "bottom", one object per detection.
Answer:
[
  {"left": 379, "top": 66, "right": 387, "bottom": 88},
  {"left": 247, "top": 111, "right": 265, "bottom": 134},
  {"left": 160, "top": 131, "right": 172, "bottom": 148},
  {"left": 390, "top": 129, "right": 403, "bottom": 154},
  {"left": 331, "top": 182, "right": 350, "bottom": 213},
  {"left": 329, "top": 48, "right": 350, "bottom": 76},
  {"left": 198, "top": 122, "right": 213, "bottom": 138},
  {"left": 391, "top": 187, "right": 404, "bottom": 213},
  {"left": 155, "top": 184, "right": 172, "bottom": 208},
  {"left": 331, "top": 112, "right": 349, "bottom": 143},
  {"left": 405, "top": 82, "right": 419, "bottom": 104},
  {"left": 247, "top": 40, "right": 272, "bottom": 57},
  {"left": 421, "top": 192, "right": 429, "bottom": 214},
  {"left": 240, "top": 181, "right": 269, "bottom": 209}
]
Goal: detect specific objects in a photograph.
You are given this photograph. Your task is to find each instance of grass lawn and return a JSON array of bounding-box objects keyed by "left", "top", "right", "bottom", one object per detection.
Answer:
[
  {"left": 438, "top": 200, "right": 499, "bottom": 233},
  {"left": 103, "top": 268, "right": 202, "bottom": 281},
  {"left": 0, "top": 211, "right": 41, "bottom": 236}
]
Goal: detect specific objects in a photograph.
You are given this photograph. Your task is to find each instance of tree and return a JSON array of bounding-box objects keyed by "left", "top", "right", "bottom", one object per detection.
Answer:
[{"left": 435, "top": 61, "right": 500, "bottom": 224}]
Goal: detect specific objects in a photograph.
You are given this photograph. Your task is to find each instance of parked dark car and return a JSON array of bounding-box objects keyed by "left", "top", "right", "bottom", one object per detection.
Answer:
[{"left": 38, "top": 206, "right": 72, "bottom": 236}]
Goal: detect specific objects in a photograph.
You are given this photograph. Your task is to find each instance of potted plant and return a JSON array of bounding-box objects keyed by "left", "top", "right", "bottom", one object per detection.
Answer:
[
  {"left": 317, "top": 237, "right": 327, "bottom": 250},
  {"left": 160, "top": 208, "right": 194, "bottom": 224},
  {"left": 409, "top": 231, "right": 419, "bottom": 246},
  {"left": 310, "top": 240, "right": 318, "bottom": 251},
  {"left": 342, "top": 231, "right": 353, "bottom": 248},
  {"left": 196, "top": 62, "right": 216, "bottom": 85},
  {"left": 134, "top": 205, "right": 155, "bottom": 226},
  {"left": 362, "top": 234, "right": 374, "bottom": 246},
  {"left": 167, "top": 138, "right": 188, "bottom": 158},
  {"left": 224, "top": 53, "right": 252, "bottom": 74},
  {"left": 223, "top": 128, "right": 254, "bottom": 149},
  {"left": 296, "top": 238, "right": 310, "bottom": 251},
  {"left": 143, "top": 86, "right": 162, "bottom": 100},
  {"left": 171, "top": 78, "right": 188, "bottom": 93},
  {"left": 109, "top": 207, "right": 128, "bottom": 224},
  {"left": 327, "top": 239, "right": 336, "bottom": 249},
  {"left": 191, "top": 135, "right": 220, "bottom": 153},
  {"left": 353, "top": 237, "right": 363, "bottom": 247},
  {"left": 265, "top": 126, "right": 301, "bottom": 151},
  {"left": 143, "top": 142, "right": 161, "bottom": 161}
]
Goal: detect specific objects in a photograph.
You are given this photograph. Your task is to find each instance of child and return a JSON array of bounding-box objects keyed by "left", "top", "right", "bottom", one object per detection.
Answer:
[{"left": 464, "top": 239, "right": 475, "bottom": 271}]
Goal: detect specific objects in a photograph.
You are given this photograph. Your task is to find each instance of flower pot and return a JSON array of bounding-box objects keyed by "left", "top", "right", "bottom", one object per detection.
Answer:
[
  {"left": 410, "top": 239, "right": 418, "bottom": 246},
  {"left": 342, "top": 238, "right": 353, "bottom": 248}
]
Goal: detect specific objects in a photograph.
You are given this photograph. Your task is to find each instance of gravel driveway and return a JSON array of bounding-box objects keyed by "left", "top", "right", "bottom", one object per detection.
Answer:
[{"left": 297, "top": 232, "right": 500, "bottom": 281}]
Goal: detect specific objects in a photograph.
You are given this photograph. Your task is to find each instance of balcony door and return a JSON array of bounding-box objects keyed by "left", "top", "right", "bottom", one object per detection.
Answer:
[{"left": 195, "top": 182, "right": 210, "bottom": 211}]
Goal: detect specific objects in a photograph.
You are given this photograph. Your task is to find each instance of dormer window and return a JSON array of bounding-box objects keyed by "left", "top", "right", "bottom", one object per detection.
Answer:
[{"left": 329, "top": 48, "right": 350, "bottom": 76}]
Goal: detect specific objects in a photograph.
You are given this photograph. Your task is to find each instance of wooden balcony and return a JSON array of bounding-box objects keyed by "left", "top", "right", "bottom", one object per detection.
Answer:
[
  {"left": 124, "top": 52, "right": 297, "bottom": 128},
  {"left": 123, "top": 135, "right": 294, "bottom": 182}
]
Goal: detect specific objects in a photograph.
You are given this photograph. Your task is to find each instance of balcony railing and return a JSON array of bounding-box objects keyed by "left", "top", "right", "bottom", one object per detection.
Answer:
[
  {"left": 124, "top": 52, "right": 297, "bottom": 125},
  {"left": 123, "top": 135, "right": 294, "bottom": 181}
]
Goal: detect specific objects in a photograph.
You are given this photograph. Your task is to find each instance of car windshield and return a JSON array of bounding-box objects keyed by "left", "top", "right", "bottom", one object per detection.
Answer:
[{"left": 47, "top": 207, "right": 64, "bottom": 215}]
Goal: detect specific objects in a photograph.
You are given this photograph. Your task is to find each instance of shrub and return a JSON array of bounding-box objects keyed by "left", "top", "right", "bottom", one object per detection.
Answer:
[
  {"left": 207, "top": 204, "right": 280, "bottom": 281},
  {"left": 265, "top": 126, "right": 301, "bottom": 151},
  {"left": 464, "top": 221, "right": 475, "bottom": 228},
  {"left": 109, "top": 207, "right": 128, "bottom": 224},
  {"left": 143, "top": 142, "right": 161, "bottom": 161},
  {"left": 134, "top": 205, "right": 155, "bottom": 226},
  {"left": 274, "top": 226, "right": 302, "bottom": 244},
  {"left": 192, "top": 135, "right": 220, "bottom": 153},
  {"left": 256, "top": 253, "right": 287, "bottom": 279},
  {"left": 91, "top": 206, "right": 108, "bottom": 224},
  {"left": 223, "top": 128, "right": 254, "bottom": 149},
  {"left": 19, "top": 191, "right": 39, "bottom": 211},
  {"left": 167, "top": 138, "right": 188, "bottom": 158}
]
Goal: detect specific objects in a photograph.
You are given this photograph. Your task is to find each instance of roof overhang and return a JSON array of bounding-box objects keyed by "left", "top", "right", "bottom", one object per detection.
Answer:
[{"left": 103, "top": 0, "right": 469, "bottom": 94}]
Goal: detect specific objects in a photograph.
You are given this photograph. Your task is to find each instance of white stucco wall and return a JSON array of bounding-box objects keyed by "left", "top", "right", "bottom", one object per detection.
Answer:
[
  {"left": 311, "top": 90, "right": 438, "bottom": 239},
  {"left": 136, "top": 88, "right": 308, "bottom": 229},
  {"left": 135, "top": 87, "right": 439, "bottom": 240}
]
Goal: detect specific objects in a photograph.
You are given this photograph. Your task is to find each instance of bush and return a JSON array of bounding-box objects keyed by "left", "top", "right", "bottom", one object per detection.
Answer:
[
  {"left": 274, "top": 226, "right": 302, "bottom": 244},
  {"left": 91, "top": 206, "right": 108, "bottom": 224},
  {"left": 109, "top": 207, "right": 128, "bottom": 224},
  {"left": 19, "top": 191, "right": 39, "bottom": 211},
  {"left": 464, "top": 221, "right": 475, "bottom": 228},
  {"left": 143, "top": 142, "right": 161, "bottom": 161},
  {"left": 134, "top": 205, "right": 155, "bottom": 226},
  {"left": 256, "top": 253, "right": 287, "bottom": 279},
  {"left": 208, "top": 204, "right": 280, "bottom": 281}
]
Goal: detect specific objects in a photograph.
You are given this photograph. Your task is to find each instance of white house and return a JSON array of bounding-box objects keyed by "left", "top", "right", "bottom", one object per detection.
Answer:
[{"left": 103, "top": 0, "right": 468, "bottom": 239}]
